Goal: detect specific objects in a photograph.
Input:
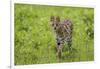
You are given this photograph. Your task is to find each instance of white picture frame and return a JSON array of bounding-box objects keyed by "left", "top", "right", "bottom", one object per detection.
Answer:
[{"left": 9, "top": 0, "right": 96, "bottom": 69}]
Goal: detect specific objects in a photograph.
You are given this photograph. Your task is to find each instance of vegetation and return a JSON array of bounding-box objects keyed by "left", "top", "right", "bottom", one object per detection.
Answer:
[{"left": 14, "top": 4, "right": 94, "bottom": 65}]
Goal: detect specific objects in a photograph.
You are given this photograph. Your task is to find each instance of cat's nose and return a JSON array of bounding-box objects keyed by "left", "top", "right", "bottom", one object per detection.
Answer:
[{"left": 54, "top": 27, "right": 56, "bottom": 30}]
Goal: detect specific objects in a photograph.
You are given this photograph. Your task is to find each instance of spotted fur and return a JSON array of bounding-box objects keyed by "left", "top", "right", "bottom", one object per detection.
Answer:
[{"left": 50, "top": 16, "right": 73, "bottom": 60}]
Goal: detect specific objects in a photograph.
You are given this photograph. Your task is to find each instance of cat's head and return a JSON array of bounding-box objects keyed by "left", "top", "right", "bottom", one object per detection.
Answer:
[{"left": 50, "top": 16, "right": 60, "bottom": 30}]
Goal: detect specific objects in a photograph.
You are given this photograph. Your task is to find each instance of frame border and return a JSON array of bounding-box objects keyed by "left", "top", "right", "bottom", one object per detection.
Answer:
[{"left": 10, "top": 0, "right": 95, "bottom": 69}]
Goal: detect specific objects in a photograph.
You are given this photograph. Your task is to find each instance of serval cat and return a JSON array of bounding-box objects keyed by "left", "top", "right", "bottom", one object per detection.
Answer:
[{"left": 50, "top": 16, "right": 73, "bottom": 61}]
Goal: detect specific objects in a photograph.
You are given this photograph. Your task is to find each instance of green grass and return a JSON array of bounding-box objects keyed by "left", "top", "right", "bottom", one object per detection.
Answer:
[{"left": 14, "top": 4, "right": 94, "bottom": 65}]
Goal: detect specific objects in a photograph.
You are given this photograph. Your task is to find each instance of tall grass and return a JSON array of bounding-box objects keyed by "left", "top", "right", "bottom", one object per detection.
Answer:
[{"left": 14, "top": 4, "right": 94, "bottom": 65}]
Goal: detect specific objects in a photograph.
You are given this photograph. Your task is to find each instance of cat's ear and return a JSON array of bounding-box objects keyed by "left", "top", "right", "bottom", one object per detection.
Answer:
[
  {"left": 56, "top": 16, "right": 60, "bottom": 22},
  {"left": 50, "top": 16, "right": 54, "bottom": 22}
]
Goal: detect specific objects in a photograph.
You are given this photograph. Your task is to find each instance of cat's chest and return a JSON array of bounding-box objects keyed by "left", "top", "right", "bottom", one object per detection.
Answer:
[{"left": 55, "top": 24, "right": 69, "bottom": 37}]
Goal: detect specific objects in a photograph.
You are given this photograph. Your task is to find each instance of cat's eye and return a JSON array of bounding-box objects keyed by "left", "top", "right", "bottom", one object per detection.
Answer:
[
  {"left": 52, "top": 23, "right": 54, "bottom": 26},
  {"left": 56, "top": 24, "right": 58, "bottom": 26}
]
